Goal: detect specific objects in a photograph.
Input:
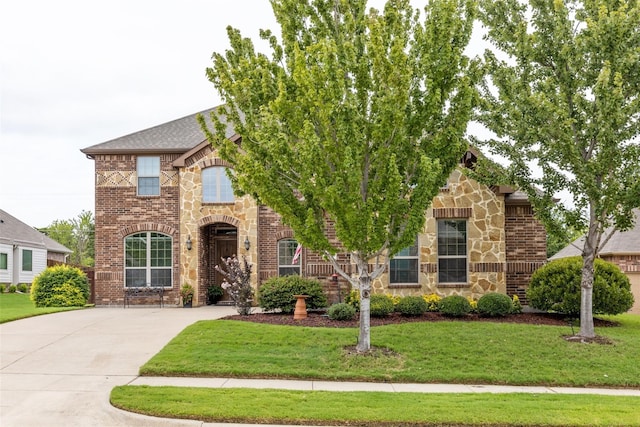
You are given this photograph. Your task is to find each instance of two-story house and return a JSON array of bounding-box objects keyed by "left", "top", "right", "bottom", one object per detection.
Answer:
[{"left": 81, "top": 106, "right": 546, "bottom": 306}]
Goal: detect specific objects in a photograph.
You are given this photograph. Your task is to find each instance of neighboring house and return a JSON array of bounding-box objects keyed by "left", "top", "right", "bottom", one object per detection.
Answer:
[
  {"left": 0, "top": 209, "right": 73, "bottom": 285},
  {"left": 81, "top": 107, "right": 547, "bottom": 307},
  {"left": 550, "top": 209, "right": 640, "bottom": 315}
]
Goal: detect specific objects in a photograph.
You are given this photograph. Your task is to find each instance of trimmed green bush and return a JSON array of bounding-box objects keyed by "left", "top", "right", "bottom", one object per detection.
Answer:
[
  {"left": 369, "top": 294, "right": 395, "bottom": 318},
  {"left": 477, "top": 292, "right": 513, "bottom": 317},
  {"left": 17, "top": 284, "right": 28, "bottom": 293},
  {"left": 528, "top": 256, "right": 634, "bottom": 316},
  {"left": 396, "top": 296, "right": 428, "bottom": 317},
  {"left": 327, "top": 303, "right": 356, "bottom": 320},
  {"left": 258, "top": 276, "right": 328, "bottom": 314},
  {"left": 438, "top": 295, "right": 471, "bottom": 317},
  {"left": 30, "top": 265, "right": 89, "bottom": 307},
  {"left": 8, "top": 285, "right": 17, "bottom": 293}
]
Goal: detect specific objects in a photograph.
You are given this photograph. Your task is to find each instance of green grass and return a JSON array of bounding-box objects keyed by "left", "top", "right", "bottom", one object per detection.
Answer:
[
  {"left": 141, "top": 314, "right": 640, "bottom": 387},
  {"left": 0, "top": 293, "right": 82, "bottom": 323},
  {"left": 111, "top": 386, "right": 640, "bottom": 426}
]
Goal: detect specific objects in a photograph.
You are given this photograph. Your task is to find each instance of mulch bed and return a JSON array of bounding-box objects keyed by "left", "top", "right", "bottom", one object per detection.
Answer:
[{"left": 223, "top": 311, "right": 618, "bottom": 329}]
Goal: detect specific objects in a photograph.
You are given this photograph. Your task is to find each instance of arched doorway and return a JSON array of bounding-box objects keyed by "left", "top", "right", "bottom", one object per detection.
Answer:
[{"left": 200, "top": 222, "right": 238, "bottom": 304}]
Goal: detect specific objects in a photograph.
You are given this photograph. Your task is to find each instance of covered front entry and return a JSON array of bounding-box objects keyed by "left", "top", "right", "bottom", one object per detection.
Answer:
[{"left": 199, "top": 222, "right": 238, "bottom": 304}]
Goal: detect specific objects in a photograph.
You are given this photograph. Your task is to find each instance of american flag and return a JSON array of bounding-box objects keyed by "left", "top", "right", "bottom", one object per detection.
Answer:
[{"left": 292, "top": 243, "right": 302, "bottom": 264}]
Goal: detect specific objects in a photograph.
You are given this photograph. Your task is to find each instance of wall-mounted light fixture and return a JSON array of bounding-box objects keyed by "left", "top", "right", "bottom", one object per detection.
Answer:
[
  {"left": 186, "top": 236, "right": 192, "bottom": 251},
  {"left": 244, "top": 236, "right": 250, "bottom": 251}
]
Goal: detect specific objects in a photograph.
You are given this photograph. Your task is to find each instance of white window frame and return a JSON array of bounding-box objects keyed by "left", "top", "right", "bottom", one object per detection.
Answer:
[
  {"left": 124, "top": 232, "right": 172, "bottom": 288},
  {"left": 389, "top": 238, "right": 419, "bottom": 284},
  {"left": 437, "top": 219, "right": 468, "bottom": 284},
  {"left": 137, "top": 156, "right": 160, "bottom": 196},
  {"left": 202, "top": 167, "right": 234, "bottom": 203},
  {"left": 278, "top": 239, "right": 301, "bottom": 277},
  {"left": 0, "top": 252, "right": 8, "bottom": 270},
  {"left": 21, "top": 249, "right": 32, "bottom": 272}
]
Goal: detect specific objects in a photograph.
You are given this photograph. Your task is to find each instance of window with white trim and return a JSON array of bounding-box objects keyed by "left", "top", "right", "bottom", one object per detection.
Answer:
[
  {"left": 124, "top": 232, "right": 172, "bottom": 287},
  {"left": 202, "top": 167, "right": 234, "bottom": 203},
  {"left": 437, "top": 219, "right": 467, "bottom": 284},
  {"left": 0, "top": 253, "right": 7, "bottom": 270},
  {"left": 278, "top": 239, "right": 301, "bottom": 276},
  {"left": 22, "top": 249, "right": 32, "bottom": 272},
  {"left": 137, "top": 156, "right": 160, "bottom": 196},
  {"left": 390, "top": 239, "right": 419, "bottom": 283}
]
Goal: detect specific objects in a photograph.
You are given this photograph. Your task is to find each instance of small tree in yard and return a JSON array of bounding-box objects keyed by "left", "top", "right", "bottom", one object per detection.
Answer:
[
  {"left": 477, "top": 0, "right": 640, "bottom": 338},
  {"left": 200, "top": 0, "right": 476, "bottom": 352},
  {"left": 215, "top": 255, "right": 253, "bottom": 315}
]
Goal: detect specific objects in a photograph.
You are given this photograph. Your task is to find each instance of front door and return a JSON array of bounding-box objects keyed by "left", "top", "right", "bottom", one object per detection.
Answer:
[{"left": 205, "top": 224, "right": 238, "bottom": 304}]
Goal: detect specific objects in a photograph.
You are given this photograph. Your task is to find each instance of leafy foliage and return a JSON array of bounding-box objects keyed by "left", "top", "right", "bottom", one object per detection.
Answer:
[
  {"left": 215, "top": 256, "right": 254, "bottom": 315},
  {"left": 258, "top": 276, "right": 327, "bottom": 314},
  {"left": 477, "top": 292, "right": 513, "bottom": 317},
  {"left": 396, "top": 295, "right": 428, "bottom": 317},
  {"left": 422, "top": 293, "right": 442, "bottom": 312},
  {"left": 200, "top": 0, "right": 477, "bottom": 351},
  {"left": 30, "top": 265, "right": 89, "bottom": 307},
  {"left": 180, "top": 284, "right": 194, "bottom": 305},
  {"left": 369, "top": 294, "right": 395, "bottom": 318},
  {"left": 206, "top": 284, "right": 224, "bottom": 305},
  {"left": 40, "top": 210, "right": 95, "bottom": 266},
  {"left": 438, "top": 295, "right": 471, "bottom": 317},
  {"left": 327, "top": 303, "right": 356, "bottom": 321},
  {"left": 528, "top": 257, "right": 634, "bottom": 317},
  {"left": 477, "top": 0, "right": 640, "bottom": 337}
]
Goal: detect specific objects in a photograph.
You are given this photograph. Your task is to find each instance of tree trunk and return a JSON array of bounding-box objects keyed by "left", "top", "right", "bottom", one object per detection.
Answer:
[
  {"left": 357, "top": 276, "right": 371, "bottom": 352},
  {"left": 579, "top": 209, "right": 600, "bottom": 339}
]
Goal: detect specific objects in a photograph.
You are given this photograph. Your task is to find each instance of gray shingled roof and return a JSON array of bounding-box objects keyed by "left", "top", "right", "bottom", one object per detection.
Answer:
[
  {"left": 81, "top": 106, "right": 236, "bottom": 155},
  {"left": 0, "top": 209, "right": 72, "bottom": 254},
  {"left": 550, "top": 209, "right": 640, "bottom": 259}
]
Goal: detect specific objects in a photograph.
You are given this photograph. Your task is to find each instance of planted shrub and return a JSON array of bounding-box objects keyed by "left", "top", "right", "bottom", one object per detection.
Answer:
[
  {"left": 258, "top": 276, "right": 327, "bottom": 314},
  {"left": 327, "top": 302, "right": 356, "bottom": 320},
  {"left": 396, "top": 295, "right": 427, "bottom": 317},
  {"left": 477, "top": 292, "right": 513, "bottom": 317},
  {"left": 215, "top": 256, "right": 253, "bottom": 315},
  {"left": 369, "top": 294, "right": 395, "bottom": 317},
  {"left": 17, "top": 284, "right": 28, "bottom": 293},
  {"left": 438, "top": 295, "right": 471, "bottom": 317},
  {"left": 422, "top": 293, "right": 441, "bottom": 312},
  {"left": 206, "top": 284, "right": 224, "bottom": 305},
  {"left": 511, "top": 295, "right": 523, "bottom": 314},
  {"left": 8, "top": 285, "right": 17, "bottom": 293},
  {"left": 528, "top": 256, "right": 634, "bottom": 316},
  {"left": 30, "top": 265, "right": 89, "bottom": 307},
  {"left": 344, "top": 289, "right": 360, "bottom": 311}
]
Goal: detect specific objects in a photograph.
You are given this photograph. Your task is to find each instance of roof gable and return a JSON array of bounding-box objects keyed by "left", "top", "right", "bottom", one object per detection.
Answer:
[
  {"left": 81, "top": 106, "right": 236, "bottom": 155},
  {"left": 0, "top": 209, "right": 72, "bottom": 254}
]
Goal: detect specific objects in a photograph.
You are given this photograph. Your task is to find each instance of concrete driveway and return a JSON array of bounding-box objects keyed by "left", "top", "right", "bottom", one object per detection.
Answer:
[{"left": 0, "top": 306, "right": 238, "bottom": 427}]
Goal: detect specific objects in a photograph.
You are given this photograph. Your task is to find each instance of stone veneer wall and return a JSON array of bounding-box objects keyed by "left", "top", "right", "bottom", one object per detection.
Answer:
[
  {"left": 372, "top": 168, "right": 507, "bottom": 300},
  {"left": 92, "top": 153, "right": 181, "bottom": 306},
  {"left": 179, "top": 149, "right": 258, "bottom": 306}
]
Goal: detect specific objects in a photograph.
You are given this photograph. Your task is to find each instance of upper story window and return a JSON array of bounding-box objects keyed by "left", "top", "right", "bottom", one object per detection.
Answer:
[
  {"left": 202, "top": 167, "right": 234, "bottom": 203},
  {"left": 137, "top": 156, "right": 160, "bottom": 196},
  {"left": 390, "top": 239, "right": 419, "bottom": 284},
  {"left": 278, "top": 239, "right": 301, "bottom": 276},
  {"left": 0, "top": 253, "right": 7, "bottom": 270},
  {"left": 22, "top": 249, "right": 32, "bottom": 272},
  {"left": 124, "top": 232, "right": 172, "bottom": 287},
  {"left": 437, "top": 219, "right": 467, "bottom": 284}
]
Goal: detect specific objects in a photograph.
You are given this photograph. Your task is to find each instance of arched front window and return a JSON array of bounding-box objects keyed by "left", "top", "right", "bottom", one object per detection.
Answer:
[
  {"left": 202, "top": 167, "right": 234, "bottom": 203},
  {"left": 124, "top": 232, "right": 172, "bottom": 287},
  {"left": 278, "top": 239, "right": 301, "bottom": 276}
]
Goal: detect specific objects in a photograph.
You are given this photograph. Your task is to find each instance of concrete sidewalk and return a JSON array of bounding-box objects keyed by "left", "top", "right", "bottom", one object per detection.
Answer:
[
  {"left": 2, "top": 307, "right": 639, "bottom": 427},
  {"left": 129, "top": 376, "right": 640, "bottom": 396}
]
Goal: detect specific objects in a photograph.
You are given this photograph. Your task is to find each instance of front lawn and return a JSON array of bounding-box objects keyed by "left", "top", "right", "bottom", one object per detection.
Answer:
[
  {"left": 0, "top": 293, "right": 82, "bottom": 323},
  {"left": 140, "top": 314, "right": 640, "bottom": 387},
  {"left": 110, "top": 386, "right": 640, "bottom": 427}
]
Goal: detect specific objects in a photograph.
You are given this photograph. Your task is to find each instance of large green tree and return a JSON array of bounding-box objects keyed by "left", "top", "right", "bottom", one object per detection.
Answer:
[
  {"left": 201, "top": 0, "right": 476, "bottom": 351},
  {"left": 41, "top": 211, "right": 95, "bottom": 267},
  {"left": 478, "top": 0, "right": 640, "bottom": 337}
]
